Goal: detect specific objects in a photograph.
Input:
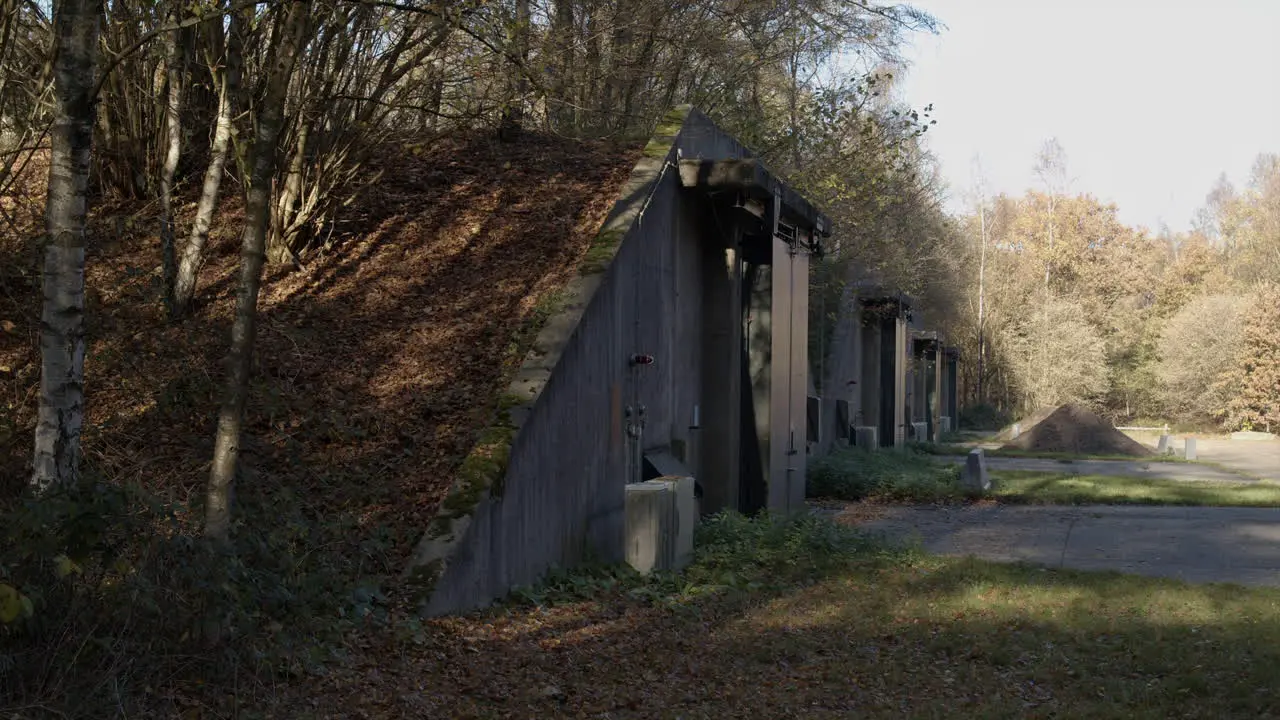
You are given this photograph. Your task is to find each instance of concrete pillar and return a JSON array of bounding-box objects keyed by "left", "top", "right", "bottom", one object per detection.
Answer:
[
  {"left": 932, "top": 342, "right": 944, "bottom": 442},
  {"left": 698, "top": 241, "right": 741, "bottom": 514},
  {"left": 787, "top": 238, "right": 810, "bottom": 511},
  {"left": 859, "top": 321, "right": 881, "bottom": 433},
  {"left": 893, "top": 316, "right": 908, "bottom": 448}
]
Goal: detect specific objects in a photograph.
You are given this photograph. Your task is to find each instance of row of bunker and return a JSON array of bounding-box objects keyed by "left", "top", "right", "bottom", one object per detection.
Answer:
[{"left": 409, "top": 107, "right": 961, "bottom": 615}]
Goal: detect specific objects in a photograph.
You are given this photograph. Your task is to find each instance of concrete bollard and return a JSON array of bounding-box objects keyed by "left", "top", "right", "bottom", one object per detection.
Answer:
[
  {"left": 1157, "top": 434, "right": 1172, "bottom": 454},
  {"left": 911, "top": 421, "right": 928, "bottom": 442},
  {"left": 1010, "top": 423, "right": 1021, "bottom": 439},
  {"left": 1184, "top": 437, "right": 1197, "bottom": 460},
  {"left": 853, "top": 426, "right": 879, "bottom": 450},
  {"left": 625, "top": 478, "right": 695, "bottom": 575},
  {"left": 962, "top": 448, "right": 991, "bottom": 494}
]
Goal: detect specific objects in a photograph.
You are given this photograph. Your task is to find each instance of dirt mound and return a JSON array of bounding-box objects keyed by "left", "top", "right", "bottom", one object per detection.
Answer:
[
  {"left": 993, "top": 406, "right": 1057, "bottom": 442},
  {"left": 1002, "top": 404, "right": 1153, "bottom": 456}
]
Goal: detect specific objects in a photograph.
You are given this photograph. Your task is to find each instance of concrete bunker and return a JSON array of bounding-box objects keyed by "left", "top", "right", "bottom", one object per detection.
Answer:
[
  {"left": 909, "top": 330, "right": 948, "bottom": 442},
  {"left": 408, "top": 107, "right": 830, "bottom": 615},
  {"left": 853, "top": 289, "right": 912, "bottom": 448}
]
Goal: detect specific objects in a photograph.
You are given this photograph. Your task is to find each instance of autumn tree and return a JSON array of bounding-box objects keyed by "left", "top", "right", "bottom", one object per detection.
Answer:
[
  {"left": 1217, "top": 284, "right": 1280, "bottom": 433},
  {"left": 1156, "top": 293, "right": 1249, "bottom": 424},
  {"left": 1032, "top": 137, "right": 1070, "bottom": 292}
]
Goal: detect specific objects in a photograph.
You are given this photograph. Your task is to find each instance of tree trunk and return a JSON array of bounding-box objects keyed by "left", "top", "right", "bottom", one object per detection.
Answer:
[
  {"left": 976, "top": 199, "right": 987, "bottom": 403},
  {"left": 174, "top": 9, "right": 244, "bottom": 316},
  {"left": 31, "top": 0, "right": 102, "bottom": 493},
  {"left": 497, "top": 0, "right": 529, "bottom": 141},
  {"left": 549, "top": 0, "right": 574, "bottom": 132},
  {"left": 159, "top": 16, "right": 185, "bottom": 311},
  {"left": 267, "top": 120, "right": 307, "bottom": 263},
  {"left": 599, "top": 0, "right": 631, "bottom": 131},
  {"left": 206, "top": 1, "right": 308, "bottom": 541}
]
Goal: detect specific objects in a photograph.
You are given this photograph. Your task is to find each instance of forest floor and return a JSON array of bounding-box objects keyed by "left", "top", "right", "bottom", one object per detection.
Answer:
[
  {"left": 1, "top": 133, "right": 645, "bottom": 717},
  {"left": 1, "top": 132, "right": 641, "bottom": 557}
]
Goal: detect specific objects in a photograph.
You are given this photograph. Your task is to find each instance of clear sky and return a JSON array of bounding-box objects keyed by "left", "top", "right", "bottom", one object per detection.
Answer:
[{"left": 895, "top": 0, "right": 1280, "bottom": 233}]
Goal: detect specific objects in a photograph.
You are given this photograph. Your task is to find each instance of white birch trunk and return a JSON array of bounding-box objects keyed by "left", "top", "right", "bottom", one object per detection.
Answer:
[
  {"left": 159, "top": 20, "right": 184, "bottom": 311},
  {"left": 174, "top": 11, "right": 244, "bottom": 315},
  {"left": 31, "top": 0, "right": 102, "bottom": 493},
  {"left": 206, "top": 1, "right": 308, "bottom": 541}
]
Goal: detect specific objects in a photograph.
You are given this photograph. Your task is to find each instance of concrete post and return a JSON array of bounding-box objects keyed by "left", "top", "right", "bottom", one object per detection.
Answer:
[
  {"left": 893, "top": 316, "right": 907, "bottom": 448},
  {"left": 932, "top": 341, "right": 944, "bottom": 442},
  {"left": 1184, "top": 437, "right": 1197, "bottom": 460},
  {"left": 962, "top": 448, "right": 991, "bottom": 493}
]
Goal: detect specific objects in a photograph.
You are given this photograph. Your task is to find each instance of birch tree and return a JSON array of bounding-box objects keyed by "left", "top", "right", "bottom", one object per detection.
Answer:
[
  {"left": 1033, "top": 137, "right": 1069, "bottom": 292},
  {"left": 158, "top": 9, "right": 187, "bottom": 311},
  {"left": 969, "top": 155, "right": 991, "bottom": 403},
  {"left": 173, "top": 6, "right": 245, "bottom": 315},
  {"left": 30, "top": 0, "right": 103, "bottom": 492},
  {"left": 206, "top": 0, "right": 309, "bottom": 541}
]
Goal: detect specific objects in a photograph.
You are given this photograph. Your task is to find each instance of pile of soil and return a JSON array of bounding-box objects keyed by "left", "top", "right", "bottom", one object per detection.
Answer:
[
  {"left": 993, "top": 406, "right": 1057, "bottom": 442},
  {"left": 1002, "top": 404, "right": 1154, "bottom": 456}
]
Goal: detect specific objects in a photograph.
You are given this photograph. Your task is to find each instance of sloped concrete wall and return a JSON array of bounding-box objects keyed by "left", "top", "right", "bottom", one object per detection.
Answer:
[{"left": 410, "top": 108, "right": 760, "bottom": 615}]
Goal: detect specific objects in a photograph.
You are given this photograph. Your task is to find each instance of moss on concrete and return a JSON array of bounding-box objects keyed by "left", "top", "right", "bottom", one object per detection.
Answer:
[
  {"left": 579, "top": 226, "right": 626, "bottom": 276},
  {"left": 578, "top": 106, "right": 691, "bottom": 278},
  {"left": 410, "top": 106, "right": 697, "bottom": 598},
  {"left": 405, "top": 558, "right": 444, "bottom": 602},
  {"left": 642, "top": 105, "right": 691, "bottom": 158}
]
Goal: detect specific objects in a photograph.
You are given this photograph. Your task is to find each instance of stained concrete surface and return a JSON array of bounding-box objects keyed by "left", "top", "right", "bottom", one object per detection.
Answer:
[{"left": 1174, "top": 437, "right": 1280, "bottom": 482}]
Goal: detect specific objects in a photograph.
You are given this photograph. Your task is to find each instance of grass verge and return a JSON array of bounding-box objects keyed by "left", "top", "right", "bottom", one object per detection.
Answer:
[
  {"left": 269, "top": 512, "right": 1280, "bottom": 718},
  {"left": 991, "top": 470, "right": 1280, "bottom": 507},
  {"left": 807, "top": 447, "right": 968, "bottom": 503},
  {"left": 808, "top": 448, "right": 1278, "bottom": 507},
  {"left": 919, "top": 442, "right": 1194, "bottom": 463}
]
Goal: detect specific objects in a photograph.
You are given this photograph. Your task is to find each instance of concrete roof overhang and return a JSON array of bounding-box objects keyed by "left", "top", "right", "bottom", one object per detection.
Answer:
[{"left": 678, "top": 158, "right": 831, "bottom": 240}]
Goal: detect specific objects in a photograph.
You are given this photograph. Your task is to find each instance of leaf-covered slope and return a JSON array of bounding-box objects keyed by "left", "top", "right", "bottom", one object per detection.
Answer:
[{"left": 0, "top": 133, "right": 642, "bottom": 561}]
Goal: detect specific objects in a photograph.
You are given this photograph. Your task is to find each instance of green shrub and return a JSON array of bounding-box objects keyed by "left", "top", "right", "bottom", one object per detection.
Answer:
[
  {"left": 507, "top": 512, "right": 912, "bottom": 608},
  {"left": 959, "top": 403, "right": 1011, "bottom": 430},
  {"left": 0, "top": 475, "right": 387, "bottom": 717},
  {"left": 807, "top": 446, "right": 965, "bottom": 502}
]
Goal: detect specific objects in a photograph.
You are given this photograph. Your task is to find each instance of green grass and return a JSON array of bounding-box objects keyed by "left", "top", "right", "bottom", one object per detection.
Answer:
[
  {"left": 332, "top": 513, "right": 1280, "bottom": 718},
  {"left": 991, "top": 470, "right": 1280, "bottom": 507},
  {"left": 807, "top": 446, "right": 968, "bottom": 502},
  {"left": 808, "top": 447, "right": 1279, "bottom": 507},
  {"left": 920, "top": 442, "right": 1195, "bottom": 463}
]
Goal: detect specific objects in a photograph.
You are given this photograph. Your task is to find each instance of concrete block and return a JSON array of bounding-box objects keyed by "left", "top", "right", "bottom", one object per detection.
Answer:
[
  {"left": 668, "top": 476, "right": 696, "bottom": 569},
  {"left": 1232, "top": 431, "right": 1278, "bottom": 441},
  {"left": 1184, "top": 437, "right": 1197, "bottom": 460},
  {"left": 1157, "top": 434, "right": 1172, "bottom": 454},
  {"left": 1010, "top": 423, "right": 1021, "bottom": 439},
  {"left": 625, "top": 477, "right": 697, "bottom": 575},
  {"left": 625, "top": 481, "right": 674, "bottom": 575},
  {"left": 940, "top": 416, "right": 952, "bottom": 435},
  {"left": 853, "top": 426, "right": 878, "bottom": 450},
  {"left": 962, "top": 448, "right": 991, "bottom": 494},
  {"left": 911, "top": 421, "right": 928, "bottom": 442}
]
